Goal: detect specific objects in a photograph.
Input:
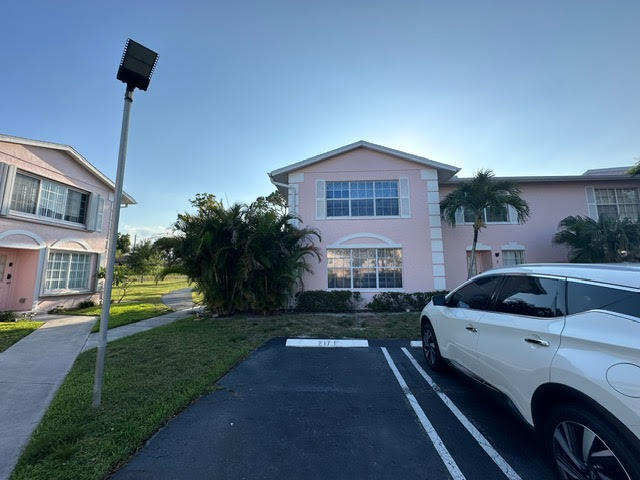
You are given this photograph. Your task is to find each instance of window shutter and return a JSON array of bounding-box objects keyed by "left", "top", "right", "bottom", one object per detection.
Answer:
[
  {"left": 86, "top": 193, "right": 104, "bottom": 231},
  {"left": 316, "top": 180, "right": 326, "bottom": 219},
  {"left": 288, "top": 185, "right": 300, "bottom": 227},
  {"left": 399, "top": 177, "right": 411, "bottom": 218},
  {"left": 585, "top": 187, "right": 598, "bottom": 220},
  {"left": 507, "top": 205, "right": 519, "bottom": 224},
  {"left": 95, "top": 196, "right": 105, "bottom": 232},
  {"left": 454, "top": 207, "right": 464, "bottom": 224},
  {"left": 0, "top": 163, "right": 16, "bottom": 216}
]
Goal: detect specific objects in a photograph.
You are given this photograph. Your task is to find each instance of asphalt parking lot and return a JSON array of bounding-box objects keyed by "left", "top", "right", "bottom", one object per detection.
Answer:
[{"left": 114, "top": 338, "right": 554, "bottom": 480}]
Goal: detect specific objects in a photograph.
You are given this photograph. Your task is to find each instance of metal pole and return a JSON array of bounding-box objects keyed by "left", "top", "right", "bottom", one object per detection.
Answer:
[{"left": 92, "top": 86, "right": 134, "bottom": 407}]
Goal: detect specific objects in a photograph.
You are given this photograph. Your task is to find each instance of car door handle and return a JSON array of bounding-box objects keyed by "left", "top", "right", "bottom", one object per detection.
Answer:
[
  {"left": 465, "top": 325, "right": 477, "bottom": 333},
  {"left": 524, "top": 337, "right": 550, "bottom": 347}
]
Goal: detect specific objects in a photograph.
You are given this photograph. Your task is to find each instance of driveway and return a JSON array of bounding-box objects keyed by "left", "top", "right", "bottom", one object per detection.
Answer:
[{"left": 114, "top": 338, "right": 553, "bottom": 480}]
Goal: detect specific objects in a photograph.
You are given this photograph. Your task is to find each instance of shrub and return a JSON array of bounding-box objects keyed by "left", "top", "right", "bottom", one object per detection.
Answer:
[
  {"left": 295, "top": 290, "right": 361, "bottom": 312},
  {"left": 48, "top": 306, "right": 66, "bottom": 314},
  {"left": 77, "top": 300, "right": 95, "bottom": 309},
  {"left": 367, "top": 291, "right": 448, "bottom": 312},
  {"left": 0, "top": 311, "right": 18, "bottom": 322}
]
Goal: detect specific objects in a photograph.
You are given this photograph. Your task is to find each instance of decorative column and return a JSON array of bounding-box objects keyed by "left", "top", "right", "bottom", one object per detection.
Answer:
[{"left": 422, "top": 169, "right": 447, "bottom": 291}]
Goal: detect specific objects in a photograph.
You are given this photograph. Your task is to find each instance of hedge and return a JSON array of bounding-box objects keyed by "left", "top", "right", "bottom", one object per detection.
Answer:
[
  {"left": 366, "top": 291, "right": 449, "bottom": 312},
  {"left": 295, "top": 290, "right": 361, "bottom": 312}
]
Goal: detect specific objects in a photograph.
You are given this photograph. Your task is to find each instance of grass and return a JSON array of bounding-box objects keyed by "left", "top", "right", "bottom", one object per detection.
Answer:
[
  {"left": 68, "top": 277, "right": 191, "bottom": 332},
  {"left": 12, "top": 311, "right": 419, "bottom": 480},
  {"left": 0, "top": 321, "right": 44, "bottom": 352}
]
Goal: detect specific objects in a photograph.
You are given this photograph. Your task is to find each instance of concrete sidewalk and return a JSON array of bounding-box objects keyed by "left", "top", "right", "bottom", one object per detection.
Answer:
[
  {"left": 0, "top": 315, "right": 96, "bottom": 480},
  {"left": 162, "top": 287, "right": 195, "bottom": 311},
  {"left": 82, "top": 307, "right": 201, "bottom": 352}
]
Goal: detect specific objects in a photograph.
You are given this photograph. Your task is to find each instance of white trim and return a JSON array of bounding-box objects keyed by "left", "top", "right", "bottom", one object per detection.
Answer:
[
  {"left": 269, "top": 140, "right": 459, "bottom": 181},
  {"left": 430, "top": 227, "right": 442, "bottom": 239},
  {"left": 288, "top": 172, "right": 304, "bottom": 183},
  {"left": 433, "top": 264, "right": 445, "bottom": 276},
  {"left": 0, "top": 229, "right": 45, "bottom": 247},
  {"left": 286, "top": 339, "right": 368, "bottom": 348},
  {"left": 32, "top": 248, "right": 47, "bottom": 309},
  {"left": 328, "top": 232, "right": 400, "bottom": 249},
  {"left": 429, "top": 215, "right": 441, "bottom": 227},
  {"left": 432, "top": 252, "right": 444, "bottom": 264},
  {"left": 427, "top": 191, "right": 439, "bottom": 204},
  {"left": 466, "top": 243, "right": 491, "bottom": 251},
  {"left": 0, "top": 134, "right": 136, "bottom": 204},
  {"left": 431, "top": 240, "right": 443, "bottom": 252},
  {"left": 434, "top": 277, "right": 447, "bottom": 290},
  {"left": 501, "top": 242, "right": 526, "bottom": 251},
  {"left": 426, "top": 180, "right": 439, "bottom": 192},
  {"left": 420, "top": 168, "right": 439, "bottom": 180},
  {"left": 50, "top": 238, "right": 92, "bottom": 251}
]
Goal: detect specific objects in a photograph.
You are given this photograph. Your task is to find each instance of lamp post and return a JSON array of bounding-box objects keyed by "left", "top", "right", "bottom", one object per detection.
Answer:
[{"left": 92, "top": 39, "right": 158, "bottom": 407}]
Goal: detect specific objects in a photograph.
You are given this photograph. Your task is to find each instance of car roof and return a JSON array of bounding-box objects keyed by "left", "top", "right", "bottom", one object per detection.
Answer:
[{"left": 476, "top": 263, "right": 640, "bottom": 289}]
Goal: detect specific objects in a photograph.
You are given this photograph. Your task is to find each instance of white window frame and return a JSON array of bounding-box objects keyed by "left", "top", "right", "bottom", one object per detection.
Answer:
[
  {"left": 327, "top": 247, "right": 403, "bottom": 291},
  {"left": 42, "top": 250, "right": 96, "bottom": 296},
  {"left": 460, "top": 205, "right": 512, "bottom": 225},
  {"left": 9, "top": 171, "right": 90, "bottom": 228},
  {"left": 325, "top": 180, "right": 401, "bottom": 218},
  {"left": 502, "top": 249, "right": 526, "bottom": 266},
  {"left": 593, "top": 187, "right": 640, "bottom": 221}
]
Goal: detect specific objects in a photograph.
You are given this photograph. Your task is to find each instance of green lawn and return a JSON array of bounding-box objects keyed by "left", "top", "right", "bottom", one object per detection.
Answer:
[
  {"left": 0, "top": 321, "right": 44, "bottom": 352},
  {"left": 12, "top": 312, "right": 419, "bottom": 480},
  {"left": 68, "top": 277, "right": 191, "bottom": 332}
]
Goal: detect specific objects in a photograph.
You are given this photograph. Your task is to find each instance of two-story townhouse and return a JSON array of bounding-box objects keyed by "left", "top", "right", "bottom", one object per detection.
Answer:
[
  {"left": 269, "top": 141, "right": 639, "bottom": 300},
  {"left": 0, "top": 134, "right": 134, "bottom": 312}
]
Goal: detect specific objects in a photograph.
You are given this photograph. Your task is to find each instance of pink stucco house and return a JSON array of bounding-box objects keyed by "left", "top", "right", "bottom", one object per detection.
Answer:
[
  {"left": 0, "top": 134, "right": 134, "bottom": 312},
  {"left": 269, "top": 141, "right": 639, "bottom": 299}
]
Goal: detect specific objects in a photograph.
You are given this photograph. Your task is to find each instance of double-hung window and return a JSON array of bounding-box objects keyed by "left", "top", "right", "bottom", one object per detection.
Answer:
[
  {"left": 462, "top": 205, "right": 509, "bottom": 223},
  {"left": 10, "top": 172, "right": 89, "bottom": 225},
  {"left": 326, "top": 181, "right": 400, "bottom": 217},
  {"left": 327, "top": 248, "right": 402, "bottom": 289},
  {"left": 594, "top": 188, "right": 639, "bottom": 221},
  {"left": 502, "top": 249, "right": 525, "bottom": 266},
  {"left": 44, "top": 251, "right": 93, "bottom": 293}
]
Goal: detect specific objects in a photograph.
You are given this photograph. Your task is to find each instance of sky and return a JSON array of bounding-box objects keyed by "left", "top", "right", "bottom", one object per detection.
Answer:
[{"left": 2, "top": 1, "right": 639, "bottom": 239}]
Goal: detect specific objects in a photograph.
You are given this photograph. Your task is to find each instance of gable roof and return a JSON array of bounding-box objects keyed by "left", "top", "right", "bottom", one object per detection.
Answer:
[
  {"left": 268, "top": 140, "right": 460, "bottom": 185},
  {"left": 0, "top": 133, "right": 136, "bottom": 204}
]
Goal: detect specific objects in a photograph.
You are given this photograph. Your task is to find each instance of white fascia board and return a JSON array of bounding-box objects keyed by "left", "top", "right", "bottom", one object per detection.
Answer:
[{"left": 0, "top": 133, "right": 136, "bottom": 204}]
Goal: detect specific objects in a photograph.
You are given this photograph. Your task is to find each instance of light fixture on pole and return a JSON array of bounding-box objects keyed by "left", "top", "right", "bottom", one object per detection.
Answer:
[{"left": 92, "top": 39, "right": 158, "bottom": 407}]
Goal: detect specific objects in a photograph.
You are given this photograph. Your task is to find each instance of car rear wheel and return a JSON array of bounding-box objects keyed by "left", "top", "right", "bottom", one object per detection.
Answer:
[
  {"left": 544, "top": 404, "right": 639, "bottom": 480},
  {"left": 421, "top": 320, "right": 444, "bottom": 371}
]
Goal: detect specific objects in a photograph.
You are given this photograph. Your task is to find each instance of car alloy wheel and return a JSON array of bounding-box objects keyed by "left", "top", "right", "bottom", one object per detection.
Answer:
[
  {"left": 552, "top": 420, "right": 630, "bottom": 480},
  {"left": 422, "top": 326, "right": 437, "bottom": 367}
]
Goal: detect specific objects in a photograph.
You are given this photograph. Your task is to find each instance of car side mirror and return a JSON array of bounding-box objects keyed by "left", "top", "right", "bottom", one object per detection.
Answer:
[{"left": 432, "top": 295, "right": 446, "bottom": 306}]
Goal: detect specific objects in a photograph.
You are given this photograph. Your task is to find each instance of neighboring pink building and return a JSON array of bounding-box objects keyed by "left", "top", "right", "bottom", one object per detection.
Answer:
[
  {"left": 269, "top": 141, "right": 640, "bottom": 300},
  {"left": 0, "top": 134, "right": 134, "bottom": 312}
]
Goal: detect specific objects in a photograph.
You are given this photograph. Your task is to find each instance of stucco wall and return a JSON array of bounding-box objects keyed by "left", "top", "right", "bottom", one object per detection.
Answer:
[
  {"left": 291, "top": 147, "right": 438, "bottom": 301},
  {"left": 0, "top": 141, "right": 113, "bottom": 311},
  {"left": 440, "top": 180, "right": 640, "bottom": 288}
]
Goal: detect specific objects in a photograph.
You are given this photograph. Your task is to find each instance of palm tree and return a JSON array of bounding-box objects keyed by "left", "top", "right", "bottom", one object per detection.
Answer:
[
  {"left": 170, "top": 193, "right": 320, "bottom": 315},
  {"left": 553, "top": 215, "right": 640, "bottom": 263},
  {"left": 440, "top": 170, "right": 530, "bottom": 278}
]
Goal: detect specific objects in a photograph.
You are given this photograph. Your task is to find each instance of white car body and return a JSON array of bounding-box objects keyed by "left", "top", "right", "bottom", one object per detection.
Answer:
[{"left": 422, "top": 264, "right": 640, "bottom": 444}]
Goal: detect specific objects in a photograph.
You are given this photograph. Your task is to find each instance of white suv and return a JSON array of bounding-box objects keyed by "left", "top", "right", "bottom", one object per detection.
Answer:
[{"left": 421, "top": 264, "right": 640, "bottom": 480}]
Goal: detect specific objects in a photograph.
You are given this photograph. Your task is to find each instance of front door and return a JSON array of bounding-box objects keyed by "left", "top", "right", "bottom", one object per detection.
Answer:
[
  {"left": 473, "top": 274, "right": 566, "bottom": 415},
  {"left": 0, "top": 251, "right": 16, "bottom": 310}
]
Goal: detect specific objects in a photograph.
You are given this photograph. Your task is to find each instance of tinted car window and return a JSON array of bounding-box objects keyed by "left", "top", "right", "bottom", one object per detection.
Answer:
[
  {"left": 447, "top": 275, "right": 502, "bottom": 310},
  {"left": 492, "top": 275, "right": 563, "bottom": 318},
  {"left": 567, "top": 282, "right": 640, "bottom": 319}
]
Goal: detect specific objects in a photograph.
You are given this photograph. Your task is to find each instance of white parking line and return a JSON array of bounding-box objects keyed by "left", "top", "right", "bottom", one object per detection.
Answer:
[
  {"left": 285, "top": 339, "right": 369, "bottom": 347},
  {"left": 381, "top": 347, "right": 466, "bottom": 480},
  {"left": 401, "top": 348, "right": 523, "bottom": 480},
  {"left": 410, "top": 340, "right": 422, "bottom": 348}
]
